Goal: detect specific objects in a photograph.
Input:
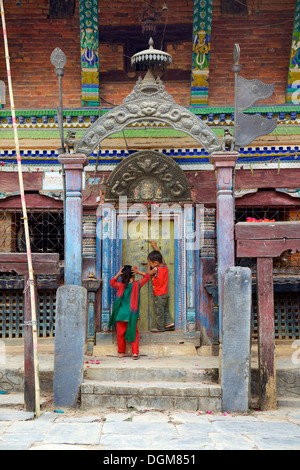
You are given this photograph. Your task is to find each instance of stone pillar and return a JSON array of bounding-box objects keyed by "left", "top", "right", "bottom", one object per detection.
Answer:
[
  {"left": 210, "top": 151, "right": 239, "bottom": 339},
  {"left": 54, "top": 154, "right": 88, "bottom": 407},
  {"left": 58, "top": 153, "right": 88, "bottom": 286},
  {"left": 221, "top": 267, "right": 252, "bottom": 412},
  {"left": 53, "top": 285, "right": 87, "bottom": 408},
  {"left": 83, "top": 276, "right": 101, "bottom": 355}
]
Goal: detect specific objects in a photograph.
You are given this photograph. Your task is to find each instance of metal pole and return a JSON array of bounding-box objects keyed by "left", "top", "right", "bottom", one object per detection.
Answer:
[
  {"left": 232, "top": 43, "right": 241, "bottom": 149},
  {"left": 232, "top": 44, "right": 241, "bottom": 221},
  {"left": 0, "top": 0, "right": 40, "bottom": 417},
  {"left": 51, "top": 48, "right": 67, "bottom": 227}
]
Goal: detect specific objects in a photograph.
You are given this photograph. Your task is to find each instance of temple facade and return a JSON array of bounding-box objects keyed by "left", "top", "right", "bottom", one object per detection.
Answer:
[{"left": 0, "top": 0, "right": 299, "bottom": 350}]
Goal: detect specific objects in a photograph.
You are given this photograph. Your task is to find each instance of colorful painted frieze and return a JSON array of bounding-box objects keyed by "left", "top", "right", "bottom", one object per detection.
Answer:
[
  {"left": 190, "top": 0, "right": 213, "bottom": 106},
  {"left": 79, "top": 0, "right": 99, "bottom": 107},
  {"left": 287, "top": 0, "right": 300, "bottom": 104}
]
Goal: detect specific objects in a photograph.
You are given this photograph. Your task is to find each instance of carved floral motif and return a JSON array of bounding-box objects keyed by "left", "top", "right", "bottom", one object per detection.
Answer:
[
  {"left": 106, "top": 150, "right": 191, "bottom": 203},
  {"left": 77, "top": 76, "right": 221, "bottom": 155}
]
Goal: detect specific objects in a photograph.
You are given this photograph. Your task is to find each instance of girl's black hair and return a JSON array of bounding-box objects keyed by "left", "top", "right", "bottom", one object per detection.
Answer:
[{"left": 121, "top": 265, "right": 133, "bottom": 286}]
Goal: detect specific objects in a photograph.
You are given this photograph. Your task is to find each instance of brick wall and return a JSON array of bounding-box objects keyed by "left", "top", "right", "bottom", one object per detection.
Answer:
[
  {"left": 0, "top": 0, "right": 296, "bottom": 109},
  {"left": 209, "top": 0, "right": 296, "bottom": 106},
  {"left": 0, "top": 1, "right": 81, "bottom": 109}
]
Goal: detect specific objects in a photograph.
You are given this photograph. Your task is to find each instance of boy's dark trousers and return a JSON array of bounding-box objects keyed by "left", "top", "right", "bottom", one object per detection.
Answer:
[{"left": 154, "top": 293, "right": 173, "bottom": 330}]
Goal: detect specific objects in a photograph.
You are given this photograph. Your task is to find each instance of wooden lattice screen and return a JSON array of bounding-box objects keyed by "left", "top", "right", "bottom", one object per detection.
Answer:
[
  {"left": 252, "top": 292, "right": 300, "bottom": 340},
  {"left": 0, "top": 290, "right": 56, "bottom": 338}
]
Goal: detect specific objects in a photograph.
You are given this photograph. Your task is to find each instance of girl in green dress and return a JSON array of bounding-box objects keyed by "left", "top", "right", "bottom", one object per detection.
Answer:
[{"left": 109, "top": 265, "right": 150, "bottom": 359}]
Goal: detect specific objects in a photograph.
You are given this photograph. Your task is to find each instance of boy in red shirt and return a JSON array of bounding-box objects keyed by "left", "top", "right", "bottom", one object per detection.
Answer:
[{"left": 147, "top": 241, "right": 175, "bottom": 333}]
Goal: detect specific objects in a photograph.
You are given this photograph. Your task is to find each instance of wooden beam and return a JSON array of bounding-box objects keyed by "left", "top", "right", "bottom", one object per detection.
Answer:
[
  {"left": 236, "top": 239, "right": 300, "bottom": 258},
  {"left": 0, "top": 254, "right": 59, "bottom": 263},
  {"left": 235, "top": 221, "right": 300, "bottom": 240},
  {"left": 24, "top": 273, "right": 37, "bottom": 413},
  {"left": 257, "top": 258, "right": 277, "bottom": 410},
  {"left": 0, "top": 253, "right": 60, "bottom": 275}
]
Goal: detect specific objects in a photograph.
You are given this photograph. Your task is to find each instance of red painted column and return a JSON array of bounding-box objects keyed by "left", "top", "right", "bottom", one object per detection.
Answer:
[
  {"left": 210, "top": 151, "right": 239, "bottom": 339},
  {"left": 257, "top": 257, "right": 277, "bottom": 410}
]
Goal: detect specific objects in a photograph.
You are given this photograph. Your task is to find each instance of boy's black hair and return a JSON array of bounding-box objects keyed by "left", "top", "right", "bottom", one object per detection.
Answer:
[
  {"left": 121, "top": 265, "right": 133, "bottom": 286},
  {"left": 147, "top": 250, "right": 163, "bottom": 264}
]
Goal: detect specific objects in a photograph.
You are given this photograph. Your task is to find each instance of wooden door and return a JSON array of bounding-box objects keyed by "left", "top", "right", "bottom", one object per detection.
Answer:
[{"left": 122, "top": 219, "right": 174, "bottom": 331}]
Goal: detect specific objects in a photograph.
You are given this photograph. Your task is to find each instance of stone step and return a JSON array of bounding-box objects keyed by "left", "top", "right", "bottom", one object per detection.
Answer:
[
  {"left": 93, "top": 343, "right": 199, "bottom": 357},
  {"left": 277, "top": 398, "right": 300, "bottom": 408},
  {"left": 84, "top": 361, "right": 219, "bottom": 384},
  {"left": 96, "top": 331, "right": 201, "bottom": 346},
  {"left": 0, "top": 392, "right": 47, "bottom": 408},
  {"left": 80, "top": 379, "right": 222, "bottom": 412},
  {"left": 0, "top": 392, "right": 24, "bottom": 407}
]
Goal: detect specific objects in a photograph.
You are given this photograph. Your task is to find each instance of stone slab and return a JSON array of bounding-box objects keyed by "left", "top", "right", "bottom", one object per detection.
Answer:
[
  {"left": 53, "top": 285, "right": 87, "bottom": 408},
  {"left": 45, "top": 422, "right": 102, "bottom": 445},
  {"left": 221, "top": 267, "right": 252, "bottom": 412}
]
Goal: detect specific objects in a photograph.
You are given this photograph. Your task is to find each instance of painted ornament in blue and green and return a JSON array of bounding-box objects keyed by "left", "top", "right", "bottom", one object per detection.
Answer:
[
  {"left": 286, "top": 0, "right": 300, "bottom": 103},
  {"left": 191, "top": 0, "right": 213, "bottom": 106},
  {"left": 79, "top": 0, "right": 99, "bottom": 107}
]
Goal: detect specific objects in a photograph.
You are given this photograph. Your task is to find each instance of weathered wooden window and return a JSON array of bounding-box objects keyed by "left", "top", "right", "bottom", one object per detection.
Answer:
[
  {"left": 49, "top": 0, "right": 76, "bottom": 19},
  {"left": 221, "top": 0, "right": 248, "bottom": 15},
  {"left": 0, "top": 210, "right": 64, "bottom": 260},
  {"left": 252, "top": 293, "right": 300, "bottom": 340},
  {"left": 0, "top": 285, "right": 56, "bottom": 338}
]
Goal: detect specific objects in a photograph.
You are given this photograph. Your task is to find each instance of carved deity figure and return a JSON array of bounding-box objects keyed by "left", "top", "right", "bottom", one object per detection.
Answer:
[{"left": 192, "top": 30, "right": 210, "bottom": 71}]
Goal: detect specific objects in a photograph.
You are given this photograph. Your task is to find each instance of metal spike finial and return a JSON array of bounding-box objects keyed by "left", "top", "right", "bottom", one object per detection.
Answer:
[
  {"left": 232, "top": 43, "right": 241, "bottom": 74},
  {"left": 233, "top": 43, "right": 240, "bottom": 65}
]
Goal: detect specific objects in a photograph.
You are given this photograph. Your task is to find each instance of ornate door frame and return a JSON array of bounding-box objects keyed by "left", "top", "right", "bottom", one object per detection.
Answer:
[
  {"left": 98, "top": 201, "right": 197, "bottom": 333},
  {"left": 97, "top": 149, "right": 200, "bottom": 332}
]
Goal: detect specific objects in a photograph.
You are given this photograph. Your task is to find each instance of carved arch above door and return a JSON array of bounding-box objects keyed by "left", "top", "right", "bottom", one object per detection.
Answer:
[
  {"left": 105, "top": 150, "right": 191, "bottom": 203},
  {"left": 77, "top": 75, "right": 221, "bottom": 156}
]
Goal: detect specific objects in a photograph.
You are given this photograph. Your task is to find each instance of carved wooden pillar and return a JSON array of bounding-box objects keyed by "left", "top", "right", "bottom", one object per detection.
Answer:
[
  {"left": 58, "top": 153, "right": 88, "bottom": 286},
  {"left": 257, "top": 257, "right": 277, "bottom": 410},
  {"left": 210, "top": 151, "right": 239, "bottom": 339}
]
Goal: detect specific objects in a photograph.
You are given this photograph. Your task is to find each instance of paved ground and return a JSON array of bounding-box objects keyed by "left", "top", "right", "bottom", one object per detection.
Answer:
[
  {"left": 0, "top": 406, "right": 300, "bottom": 450},
  {"left": 1, "top": 339, "right": 300, "bottom": 451}
]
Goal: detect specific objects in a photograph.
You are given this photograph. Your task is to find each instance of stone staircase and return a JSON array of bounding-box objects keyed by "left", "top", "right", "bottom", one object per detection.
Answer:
[
  {"left": 80, "top": 331, "right": 222, "bottom": 412},
  {"left": 2, "top": 338, "right": 300, "bottom": 411}
]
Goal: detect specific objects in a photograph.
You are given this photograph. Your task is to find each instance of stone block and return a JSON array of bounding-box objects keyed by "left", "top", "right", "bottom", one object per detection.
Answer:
[
  {"left": 221, "top": 267, "right": 252, "bottom": 412},
  {"left": 53, "top": 285, "right": 87, "bottom": 408},
  {"left": 174, "top": 397, "right": 198, "bottom": 411},
  {"left": 198, "top": 397, "right": 222, "bottom": 412},
  {"left": 150, "top": 396, "right": 174, "bottom": 410},
  {"left": 127, "top": 396, "right": 151, "bottom": 410}
]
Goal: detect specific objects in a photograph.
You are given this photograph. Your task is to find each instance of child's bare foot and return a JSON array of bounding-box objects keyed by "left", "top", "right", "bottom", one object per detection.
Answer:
[
  {"left": 118, "top": 353, "right": 126, "bottom": 358},
  {"left": 165, "top": 323, "right": 175, "bottom": 330}
]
